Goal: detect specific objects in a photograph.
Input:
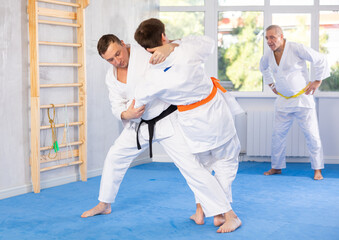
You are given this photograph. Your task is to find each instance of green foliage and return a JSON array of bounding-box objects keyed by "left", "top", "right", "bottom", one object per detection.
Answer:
[
  {"left": 319, "top": 30, "right": 329, "bottom": 54},
  {"left": 220, "top": 12, "right": 263, "bottom": 91},
  {"left": 319, "top": 62, "right": 339, "bottom": 91},
  {"left": 319, "top": 27, "right": 339, "bottom": 91},
  {"left": 218, "top": 47, "right": 230, "bottom": 82},
  {"left": 160, "top": 12, "right": 204, "bottom": 40}
]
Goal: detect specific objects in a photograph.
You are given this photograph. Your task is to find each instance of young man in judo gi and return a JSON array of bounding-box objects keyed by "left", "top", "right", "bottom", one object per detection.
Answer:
[
  {"left": 134, "top": 18, "right": 243, "bottom": 233},
  {"left": 81, "top": 34, "right": 234, "bottom": 233},
  {"left": 260, "top": 25, "right": 330, "bottom": 180}
]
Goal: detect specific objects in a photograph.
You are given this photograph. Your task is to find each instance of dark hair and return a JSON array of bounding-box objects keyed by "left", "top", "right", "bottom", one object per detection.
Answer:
[
  {"left": 97, "top": 34, "right": 122, "bottom": 56},
  {"left": 134, "top": 18, "right": 165, "bottom": 49}
]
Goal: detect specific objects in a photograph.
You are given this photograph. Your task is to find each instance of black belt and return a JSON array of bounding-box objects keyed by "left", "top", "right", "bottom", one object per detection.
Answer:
[{"left": 136, "top": 105, "right": 177, "bottom": 158}]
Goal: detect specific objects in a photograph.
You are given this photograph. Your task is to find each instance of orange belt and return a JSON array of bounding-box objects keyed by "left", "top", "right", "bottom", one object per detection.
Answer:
[{"left": 177, "top": 77, "right": 227, "bottom": 112}]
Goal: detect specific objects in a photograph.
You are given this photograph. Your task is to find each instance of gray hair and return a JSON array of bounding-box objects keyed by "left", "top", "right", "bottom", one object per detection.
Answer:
[{"left": 265, "top": 25, "right": 283, "bottom": 35}]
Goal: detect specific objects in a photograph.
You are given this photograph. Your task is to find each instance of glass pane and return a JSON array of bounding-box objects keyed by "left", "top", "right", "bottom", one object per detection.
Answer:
[
  {"left": 218, "top": 12, "right": 264, "bottom": 91},
  {"left": 320, "top": 0, "right": 339, "bottom": 4},
  {"left": 272, "top": 14, "right": 311, "bottom": 47},
  {"left": 270, "top": 0, "right": 313, "bottom": 5},
  {"left": 159, "top": 12, "right": 204, "bottom": 40},
  {"left": 219, "top": 0, "right": 263, "bottom": 6},
  {"left": 160, "top": 0, "right": 204, "bottom": 6},
  {"left": 319, "top": 11, "right": 339, "bottom": 91}
]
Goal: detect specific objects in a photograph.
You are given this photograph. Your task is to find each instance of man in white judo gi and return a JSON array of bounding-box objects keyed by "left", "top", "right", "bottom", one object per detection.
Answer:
[
  {"left": 260, "top": 25, "right": 330, "bottom": 180},
  {"left": 134, "top": 18, "right": 242, "bottom": 233},
  {"left": 81, "top": 34, "right": 234, "bottom": 233}
]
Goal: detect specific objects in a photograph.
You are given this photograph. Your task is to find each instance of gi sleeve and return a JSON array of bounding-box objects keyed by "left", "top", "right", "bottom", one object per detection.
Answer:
[
  {"left": 179, "top": 35, "right": 215, "bottom": 63},
  {"left": 105, "top": 70, "right": 129, "bottom": 124},
  {"left": 259, "top": 51, "right": 275, "bottom": 85},
  {"left": 134, "top": 71, "right": 165, "bottom": 108},
  {"left": 295, "top": 43, "right": 330, "bottom": 81}
]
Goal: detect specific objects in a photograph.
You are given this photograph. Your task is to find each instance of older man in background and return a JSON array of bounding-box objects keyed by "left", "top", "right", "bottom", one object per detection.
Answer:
[{"left": 260, "top": 25, "right": 330, "bottom": 180}]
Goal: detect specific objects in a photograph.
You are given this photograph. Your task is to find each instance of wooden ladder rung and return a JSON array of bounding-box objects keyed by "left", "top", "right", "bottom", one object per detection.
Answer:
[
  {"left": 40, "top": 160, "right": 83, "bottom": 172},
  {"left": 40, "top": 83, "right": 83, "bottom": 88},
  {"left": 38, "top": 0, "right": 81, "bottom": 8},
  {"left": 40, "top": 149, "right": 79, "bottom": 163},
  {"left": 38, "top": 7, "right": 76, "bottom": 20},
  {"left": 39, "top": 41, "right": 81, "bottom": 47},
  {"left": 39, "top": 63, "right": 82, "bottom": 67},
  {"left": 40, "top": 140, "right": 83, "bottom": 151},
  {"left": 38, "top": 19, "right": 80, "bottom": 27},
  {"left": 40, "top": 102, "right": 83, "bottom": 109},
  {"left": 40, "top": 121, "right": 83, "bottom": 130},
  {"left": 28, "top": 0, "right": 88, "bottom": 193}
]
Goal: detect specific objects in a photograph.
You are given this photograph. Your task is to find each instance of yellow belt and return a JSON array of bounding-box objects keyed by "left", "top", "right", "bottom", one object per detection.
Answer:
[{"left": 276, "top": 83, "right": 310, "bottom": 99}]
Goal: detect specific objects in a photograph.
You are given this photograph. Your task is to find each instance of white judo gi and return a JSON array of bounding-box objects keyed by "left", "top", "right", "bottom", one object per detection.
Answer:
[
  {"left": 134, "top": 36, "right": 241, "bottom": 205},
  {"left": 99, "top": 44, "right": 230, "bottom": 217},
  {"left": 260, "top": 40, "right": 330, "bottom": 170}
]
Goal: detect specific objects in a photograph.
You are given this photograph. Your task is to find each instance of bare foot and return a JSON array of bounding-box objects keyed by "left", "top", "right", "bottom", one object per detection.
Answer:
[
  {"left": 214, "top": 214, "right": 225, "bottom": 227},
  {"left": 81, "top": 202, "right": 111, "bottom": 218},
  {"left": 217, "top": 210, "right": 241, "bottom": 233},
  {"left": 314, "top": 169, "right": 324, "bottom": 180},
  {"left": 264, "top": 168, "right": 282, "bottom": 176},
  {"left": 190, "top": 203, "right": 204, "bottom": 225}
]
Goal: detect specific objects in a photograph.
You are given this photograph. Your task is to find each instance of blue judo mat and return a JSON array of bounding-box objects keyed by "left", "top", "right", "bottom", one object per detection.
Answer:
[{"left": 0, "top": 162, "right": 338, "bottom": 240}]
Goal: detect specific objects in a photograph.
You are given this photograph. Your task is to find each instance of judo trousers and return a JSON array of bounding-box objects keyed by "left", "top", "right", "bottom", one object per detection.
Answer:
[
  {"left": 195, "top": 134, "right": 240, "bottom": 207},
  {"left": 98, "top": 114, "right": 230, "bottom": 217},
  {"left": 271, "top": 107, "right": 324, "bottom": 170}
]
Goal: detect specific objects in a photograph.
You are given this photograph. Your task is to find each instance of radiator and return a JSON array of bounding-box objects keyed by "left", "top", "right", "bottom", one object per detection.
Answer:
[{"left": 246, "top": 111, "right": 309, "bottom": 157}]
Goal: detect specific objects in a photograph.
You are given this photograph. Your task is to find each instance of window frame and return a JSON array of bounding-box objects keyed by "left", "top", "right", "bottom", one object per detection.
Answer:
[{"left": 159, "top": 0, "right": 339, "bottom": 95}]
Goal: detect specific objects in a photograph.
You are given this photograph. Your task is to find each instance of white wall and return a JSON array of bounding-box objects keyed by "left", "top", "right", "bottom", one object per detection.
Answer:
[
  {"left": 0, "top": 0, "right": 158, "bottom": 199},
  {"left": 0, "top": 0, "right": 31, "bottom": 198},
  {"left": 318, "top": 96, "right": 339, "bottom": 162},
  {"left": 239, "top": 95, "right": 339, "bottom": 163},
  {"left": 1, "top": 0, "right": 338, "bottom": 200}
]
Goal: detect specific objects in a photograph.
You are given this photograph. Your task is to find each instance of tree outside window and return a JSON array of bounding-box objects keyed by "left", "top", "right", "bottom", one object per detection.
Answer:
[
  {"left": 218, "top": 12, "right": 263, "bottom": 91},
  {"left": 319, "top": 11, "right": 339, "bottom": 91}
]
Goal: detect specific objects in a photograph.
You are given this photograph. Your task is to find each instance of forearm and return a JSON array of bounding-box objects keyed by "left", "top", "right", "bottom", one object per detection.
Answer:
[
  {"left": 298, "top": 43, "right": 330, "bottom": 80},
  {"left": 268, "top": 83, "right": 278, "bottom": 94},
  {"left": 111, "top": 104, "right": 128, "bottom": 121},
  {"left": 305, "top": 80, "right": 322, "bottom": 95},
  {"left": 260, "top": 55, "right": 275, "bottom": 85},
  {"left": 149, "top": 43, "right": 179, "bottom": 64},
  {"left": 310, "top": 80, "right": 322, "bottom": 89}
]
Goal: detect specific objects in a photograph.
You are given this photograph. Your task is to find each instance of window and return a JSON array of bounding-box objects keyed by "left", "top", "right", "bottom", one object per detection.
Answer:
[
  {"left": 272, "top": 14, "right": 311, "bottom": 47},
  {"left": 320, "top": 0, "right": 339, "bottom": 5},
  {"left": 160, "top": 0, "right": 339, "bottom": 92},
  {"left": 319, "top": 11, "right": 339, "bottom": 91},
  {"left": 218, "top": 11, "right": 263, "bottom": 91},
  {"left": 160, "top": 0, "right": 204, "bottom": 6},
  {"left": 159, "top": 12, "right": 204, "bottom": 39},
  {"left": 270, "top": 0, "right": 313, "bottom": 5},
  {"left": 218, "top": 0, "right": 263, "bottom": 6}
]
